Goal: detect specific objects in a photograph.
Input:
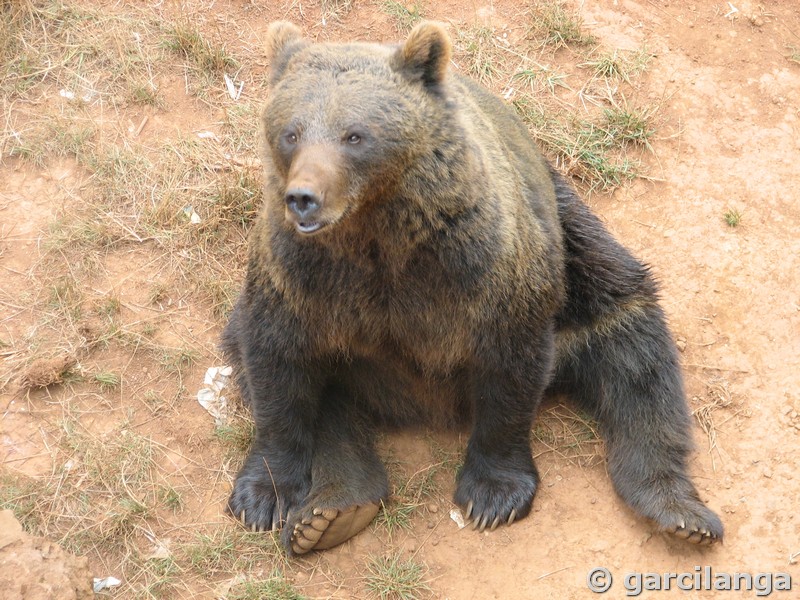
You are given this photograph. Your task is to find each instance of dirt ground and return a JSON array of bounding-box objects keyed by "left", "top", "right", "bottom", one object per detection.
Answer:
[{"left": 1, "top": 0, "right": 799, "bottom": 599}]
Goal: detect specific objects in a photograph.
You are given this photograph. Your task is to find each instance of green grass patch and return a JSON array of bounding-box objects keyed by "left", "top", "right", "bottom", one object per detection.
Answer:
[
  {"left": 94, "top": 371, "right": 121, "bottom": 390},
  {"left": 382, "top": 0, "right": 424, "bottom": 32},
  {"left": 365, "top": 551, "right": 431, "bottom": 600},
  {"left": 229, "top": 573, "right": 307, "bottom": 600},
  {"left": 580, "top": 47, "right": 654, "bottom": 82},
  {"left": 723, "top": 208, "right": 742, "bottom": 227},
  {"left": 0, "top": 473, "right": 47, "bottom": 534},
  {"left": 181, "top": 527, "right": 283, "bottom": 575},
  {"left": 164, "top": 24, "right": 237, "bottom": 76},
  {"left": 527, "top": 0, "right": 596, "bottom": 48}
]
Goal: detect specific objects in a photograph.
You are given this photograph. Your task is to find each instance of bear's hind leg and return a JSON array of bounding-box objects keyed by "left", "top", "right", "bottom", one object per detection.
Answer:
[
  {"left": 283, "top": 384, "right": 388, "bottom": 555},
  {"left": 552, "top": 303, "right": 723, "bottom": 545}
]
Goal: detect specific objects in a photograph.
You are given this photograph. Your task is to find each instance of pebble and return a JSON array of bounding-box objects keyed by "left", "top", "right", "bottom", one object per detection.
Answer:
[
  {"left": 427, "top": 503, "right": 439, "bottom": 514},
  {"left": 676, "top": 338, "right": 687, "bottom": 352}
]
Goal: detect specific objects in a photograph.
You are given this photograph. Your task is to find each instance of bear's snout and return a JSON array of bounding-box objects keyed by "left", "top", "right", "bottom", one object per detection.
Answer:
[
  {"left": 283, "top": 144, "right": 346, "bottom": 234},
  {"left": 285, "top": 187, "right": 321, "bottom": 221}
]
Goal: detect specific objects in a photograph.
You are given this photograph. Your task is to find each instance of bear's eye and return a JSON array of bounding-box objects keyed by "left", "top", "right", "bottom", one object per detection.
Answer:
[
  {"left": 285, "top": 132, "right": 298, "bottom": 145},
  {"left": 346, "top": 133, "right": 362, "bottom": 145}
]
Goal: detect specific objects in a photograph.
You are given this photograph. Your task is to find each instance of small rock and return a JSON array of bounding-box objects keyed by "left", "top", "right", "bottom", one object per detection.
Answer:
[
  {"left": 427, "top": 503, "right": 439, "bottom": 514},
  {"left": 762, "top": 467, "right": 773, "bottom": 479},
  {"left": 0, "top": 510, "right": 24, "bottom": 549},
  {"left": 676, "top": 338, "right": 687, "bottom": 352},
  {"left": 427, "top": 521, "right": 435, "bottom": 529},
  {"left": 431, "top": 539, "right": 439, "bottom": 546},
  {"left": 19, "top": 354, "right": 77, "bottom": 390},
  {"left": 0, "top": 510, "right": 92, "bottom": 599}
]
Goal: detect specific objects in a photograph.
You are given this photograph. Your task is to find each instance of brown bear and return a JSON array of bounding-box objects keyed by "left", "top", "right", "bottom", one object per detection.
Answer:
[{"left": 221, "top": 20, "right": 723, "bottom": 554}]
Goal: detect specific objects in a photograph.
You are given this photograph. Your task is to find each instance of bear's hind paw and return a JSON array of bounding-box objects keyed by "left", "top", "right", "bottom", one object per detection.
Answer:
[{"left": 287, "top": 503, "right": 380, "bottom": 555}]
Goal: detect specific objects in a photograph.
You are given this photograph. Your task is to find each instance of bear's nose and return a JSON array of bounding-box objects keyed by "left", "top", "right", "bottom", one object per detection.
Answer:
[{"left": 285, "top": 187, "right": 321, "bottom": 220}]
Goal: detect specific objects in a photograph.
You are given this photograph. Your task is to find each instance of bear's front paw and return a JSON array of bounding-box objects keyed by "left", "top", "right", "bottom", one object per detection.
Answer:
[
  {"left": 454, "top": 458, "right": 539, "bottom": 532},
  {"left": 657, "top": 497, "right": 724, "bottom": 546},
  {"left": 227, "top": 464, "right": 309, "bottom": 532}
]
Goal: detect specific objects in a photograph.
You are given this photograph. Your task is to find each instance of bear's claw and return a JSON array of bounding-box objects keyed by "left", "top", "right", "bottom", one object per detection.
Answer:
[
  {"left": 671, "top": 525, "right": 719, "bottom": 545},
  {"left": 663, "top": 511, "right": 722, "bottom": 546},
  {"left": 463, "top": 506, "right": 518, "bottom": 532}
]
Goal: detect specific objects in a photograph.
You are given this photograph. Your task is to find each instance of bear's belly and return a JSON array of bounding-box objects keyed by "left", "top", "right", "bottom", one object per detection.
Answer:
[{"left": 337, "top": 338, "right": 471, "bottom": 426}]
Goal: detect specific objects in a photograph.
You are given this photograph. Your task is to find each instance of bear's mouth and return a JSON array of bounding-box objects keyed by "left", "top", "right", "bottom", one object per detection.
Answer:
[{"left": 296, "top": 221, "right": 325, "bottom": 235}]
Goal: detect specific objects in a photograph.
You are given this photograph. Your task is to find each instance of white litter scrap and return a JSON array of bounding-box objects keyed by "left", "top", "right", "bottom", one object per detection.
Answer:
[
  {"left": 182, "top": 205, "right": 202, "bottom": 224},
  {"left": 145, "top": 541, "right": 171, "bottom": 560},
  {"left": 93, "top": 577, "right": 122, "bottom": 592},
  {"left": 59, "top": 89, "right": 94, "bottom": 103},
  {"left": 197, "top": 365, "right": 232, "bottom": 424},
  {"left": 223, "top": 73, "right": 243, "bottom": 100},
  {"left": 449, "top": 508, "right": 467, "bottom": 529}
]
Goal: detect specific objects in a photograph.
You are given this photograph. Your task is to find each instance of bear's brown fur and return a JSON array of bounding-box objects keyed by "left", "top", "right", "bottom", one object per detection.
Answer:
[{"left": 221, "top": 21, "right": 722, "bottom": 554}]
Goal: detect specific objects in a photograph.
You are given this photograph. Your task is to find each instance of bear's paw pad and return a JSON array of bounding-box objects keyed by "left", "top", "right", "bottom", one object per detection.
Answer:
[{"left": 290, "top": 503, "right": 379, "bottom": 554}]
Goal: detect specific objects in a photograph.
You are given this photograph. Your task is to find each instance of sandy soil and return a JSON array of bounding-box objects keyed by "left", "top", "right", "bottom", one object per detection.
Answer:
[{"left": 1, "top": 1, "right": 799, "bottom": 598}]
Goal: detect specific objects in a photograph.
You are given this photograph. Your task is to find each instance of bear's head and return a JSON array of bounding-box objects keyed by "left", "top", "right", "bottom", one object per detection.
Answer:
[{"left": 262, "top": 21, "right": 454, "bottom": 236}]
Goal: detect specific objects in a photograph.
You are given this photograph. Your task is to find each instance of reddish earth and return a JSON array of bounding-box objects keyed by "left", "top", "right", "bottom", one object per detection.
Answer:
[{"left": 1, "top": 1, "right": 799, "bottom": 598}]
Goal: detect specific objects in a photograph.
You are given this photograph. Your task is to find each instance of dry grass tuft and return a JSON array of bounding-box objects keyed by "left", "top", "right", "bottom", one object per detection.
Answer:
[
  {"left": 454, "top": 25, "right": 506, "bottom": 86},
  {"left": 365, "top": 550, "right": 432, "bottom": 600},
  {"left": 533, "top": 405, "right": 603, "bottom": 466},
  {"left": 692, "top": 378, "right": 744, "bottom": 469},
  {"left": 527, "top": 0, "right": 597, "bottom": 49}
]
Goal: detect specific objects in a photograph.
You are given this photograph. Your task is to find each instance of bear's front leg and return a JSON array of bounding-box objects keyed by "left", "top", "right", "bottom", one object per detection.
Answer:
[
  {"left": 227, "top": 356, "right": 321, "bottom": 532},
  {"left": 454, "top": 329, "right": 554, "bottom": 531}
]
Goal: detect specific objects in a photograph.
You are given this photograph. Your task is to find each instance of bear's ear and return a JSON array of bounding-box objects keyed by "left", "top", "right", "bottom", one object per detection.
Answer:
[
  {"left": 394, "top": 21, "right": 452, "bottom": 91},
  {"left": 265, "top": 21, "right": 306, "bottom": 80}
]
